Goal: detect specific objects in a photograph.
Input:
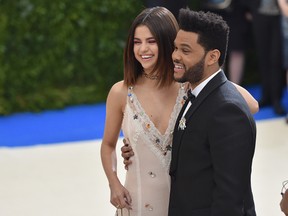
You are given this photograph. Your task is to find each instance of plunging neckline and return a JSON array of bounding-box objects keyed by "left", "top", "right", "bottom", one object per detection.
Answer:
[{"left": 130, "top": 85, "right": 184, "bottom": 137}]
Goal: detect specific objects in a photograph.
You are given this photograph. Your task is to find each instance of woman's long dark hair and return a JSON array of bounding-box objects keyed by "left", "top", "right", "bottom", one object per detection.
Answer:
[{"left": 123, "top": 7, "right": 179, "bottom": 87}]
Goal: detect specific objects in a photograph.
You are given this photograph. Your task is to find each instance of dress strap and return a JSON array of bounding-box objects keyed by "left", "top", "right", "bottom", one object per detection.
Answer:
[{"left": 127, "top": 86, "right": 134, "bottom": 103}]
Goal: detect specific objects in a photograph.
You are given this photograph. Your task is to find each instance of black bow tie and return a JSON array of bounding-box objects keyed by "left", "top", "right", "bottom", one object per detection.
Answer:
[{"left": 187, "top": 89, "right": 196, "bottom": 102}]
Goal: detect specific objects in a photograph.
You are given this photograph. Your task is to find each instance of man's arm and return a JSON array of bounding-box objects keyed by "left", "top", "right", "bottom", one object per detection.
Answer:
[{"left": 209, "top": 102, "right": 256, "bottom": 215}]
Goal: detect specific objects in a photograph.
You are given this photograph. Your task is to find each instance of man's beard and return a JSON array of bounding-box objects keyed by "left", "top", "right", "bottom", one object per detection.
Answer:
[{"left": 174, "top": 56, "right": 205, "bottom": 84}]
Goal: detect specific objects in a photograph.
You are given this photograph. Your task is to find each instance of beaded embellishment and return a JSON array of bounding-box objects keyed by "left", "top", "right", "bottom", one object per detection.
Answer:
[
  {"left": 124, "top": 84, "right": 186, "bottom": 170},
  {"left": 178, "top": 117, "right": 186, "bottom": 130}
]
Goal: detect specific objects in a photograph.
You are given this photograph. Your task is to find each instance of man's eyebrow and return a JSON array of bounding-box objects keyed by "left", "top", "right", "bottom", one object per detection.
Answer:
[
  {"left": 174, "top": 41, "right": 190, "bottom": 46},
  {"left": 178, "top": 43, "right": 191, "bottom": 49}
]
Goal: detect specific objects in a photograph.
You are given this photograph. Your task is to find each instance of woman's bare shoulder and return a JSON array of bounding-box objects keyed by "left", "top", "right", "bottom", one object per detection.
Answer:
[
  {"left": 107, "top": 80, "right": 128, "bottom": 109},
  {"left": 110, "top": 80, "right": 127, "bottom": 94}
]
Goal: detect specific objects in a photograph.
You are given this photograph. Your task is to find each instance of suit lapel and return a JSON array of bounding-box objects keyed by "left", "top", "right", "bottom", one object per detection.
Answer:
[
  {"left": 170, "top": 71, "right": 227, "bottom": 175},
  {"left": 184, "top": 71, "right": 227, "bottom": 123},
  {"left": 170, "top": 98, "right": 189, "bottom": 175}
]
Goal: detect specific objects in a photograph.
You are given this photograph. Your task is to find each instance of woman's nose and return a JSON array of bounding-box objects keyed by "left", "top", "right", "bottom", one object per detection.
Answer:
[{"left": 140, "top": 43, "right": 148, "bottom": 52}]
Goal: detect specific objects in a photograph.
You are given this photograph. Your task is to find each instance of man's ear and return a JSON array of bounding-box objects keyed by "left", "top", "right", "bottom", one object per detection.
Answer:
[{"left": 206, "top": 49, "right": 220, "bottom": 66}]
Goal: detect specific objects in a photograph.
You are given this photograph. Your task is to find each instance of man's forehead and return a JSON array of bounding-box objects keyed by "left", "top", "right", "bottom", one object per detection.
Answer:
[{"left": 174, "top": 30, "right": 197, "bottom": 45}]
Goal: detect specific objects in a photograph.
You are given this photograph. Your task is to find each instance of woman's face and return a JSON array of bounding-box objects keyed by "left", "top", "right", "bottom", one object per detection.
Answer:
[{"left": 133, "top": 25, "right": 159, "bottom": 73}]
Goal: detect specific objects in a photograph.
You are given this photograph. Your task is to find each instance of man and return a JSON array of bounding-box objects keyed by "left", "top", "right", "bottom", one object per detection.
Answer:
[
  {"left": 281, "top": 186, "right": 288, "bottom": 215},
  {"left": 247, "top": 0, "right": 286, "bottom": 115},
  {"left": 122, "top": 9, "right": 257, "bottom": 216},
  {"left": 168, "top": 8, "right": 256, "bottom": 216}
]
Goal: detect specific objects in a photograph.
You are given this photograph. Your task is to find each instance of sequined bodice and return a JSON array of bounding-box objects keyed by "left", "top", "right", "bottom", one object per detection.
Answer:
[
  {"left": 122, "top": 84, "right": 185, "bottom": 170},
  {"left": 120, "top": 84, "right": 185, "bottom": 216}
]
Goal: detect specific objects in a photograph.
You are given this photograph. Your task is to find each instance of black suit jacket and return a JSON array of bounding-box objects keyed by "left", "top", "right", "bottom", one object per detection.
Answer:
[{"left": 169, "top": 71, "right": 257, "bottom": 216}]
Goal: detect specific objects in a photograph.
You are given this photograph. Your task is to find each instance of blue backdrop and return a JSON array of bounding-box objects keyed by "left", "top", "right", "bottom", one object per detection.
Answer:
[{"left": 0, "top": 85, "right": 287, "bottom": 147}]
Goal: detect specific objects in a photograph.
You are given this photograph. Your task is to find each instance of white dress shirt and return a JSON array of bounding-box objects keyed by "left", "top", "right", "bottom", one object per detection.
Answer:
[{"left": 181, "top": 69, "right": 222, "bottom": 118}]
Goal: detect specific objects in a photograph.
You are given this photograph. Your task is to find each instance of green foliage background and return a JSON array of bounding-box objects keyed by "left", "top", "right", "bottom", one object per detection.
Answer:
[
  {"left": 0, "top": 0, "right": 257, "bottom": 115},
  {"left": 0, "top": 0, "right": 145, "bottom": 115}
]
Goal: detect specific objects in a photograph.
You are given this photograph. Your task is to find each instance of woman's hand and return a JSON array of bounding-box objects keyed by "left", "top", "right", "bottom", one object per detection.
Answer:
[{"left": 110, "top": 182, "right": 132, "bottom": 210}]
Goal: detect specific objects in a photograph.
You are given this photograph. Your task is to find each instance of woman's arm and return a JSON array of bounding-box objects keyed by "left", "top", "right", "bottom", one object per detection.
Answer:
[
  {"left": 278, "top": 0, "right": 288, "bottom": 17},
  {"left": 100, "top": 81, "right": 132, "bottom": 209},
  {"left": 233, "top": 83, "right": 259, "bottom": 114}
]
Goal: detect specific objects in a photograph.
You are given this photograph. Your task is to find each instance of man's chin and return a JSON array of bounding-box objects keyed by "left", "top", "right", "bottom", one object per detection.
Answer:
[{"left": 173, "top": 76, "right": 186, "bottom": 83}]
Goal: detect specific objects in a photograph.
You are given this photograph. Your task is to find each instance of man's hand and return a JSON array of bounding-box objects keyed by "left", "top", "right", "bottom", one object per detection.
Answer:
[
  {"left": 281, "top": 189, "right": 288, "bottom": 216},
  {"left": 121, "top": 138, "right": 134, "bottom": 170}
]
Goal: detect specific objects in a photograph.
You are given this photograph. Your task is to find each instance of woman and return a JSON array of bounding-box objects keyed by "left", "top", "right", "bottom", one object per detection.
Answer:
[{"left": 101, "top": 7, "right": 258, "bottom": 216}]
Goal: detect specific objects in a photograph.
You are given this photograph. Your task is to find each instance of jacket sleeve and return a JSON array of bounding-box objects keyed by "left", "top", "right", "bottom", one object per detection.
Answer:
[{"left": 208, "top": 102, "right": 256, "bottom": 216}]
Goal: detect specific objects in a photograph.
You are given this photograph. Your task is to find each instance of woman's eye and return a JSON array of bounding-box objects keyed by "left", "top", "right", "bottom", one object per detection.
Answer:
[{"left": 148, "top": 39, "right": 156, "bottom": 44}]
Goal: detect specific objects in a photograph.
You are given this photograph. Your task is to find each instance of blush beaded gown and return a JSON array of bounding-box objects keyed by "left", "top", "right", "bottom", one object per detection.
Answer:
[{"left": 120, "top": 84, "right": 185, "bottom": 216}]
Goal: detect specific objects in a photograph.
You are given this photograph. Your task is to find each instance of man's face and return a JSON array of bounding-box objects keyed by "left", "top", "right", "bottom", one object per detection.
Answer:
[{"left": 172, "top": 30, "right": 207, "bottom": 86}]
